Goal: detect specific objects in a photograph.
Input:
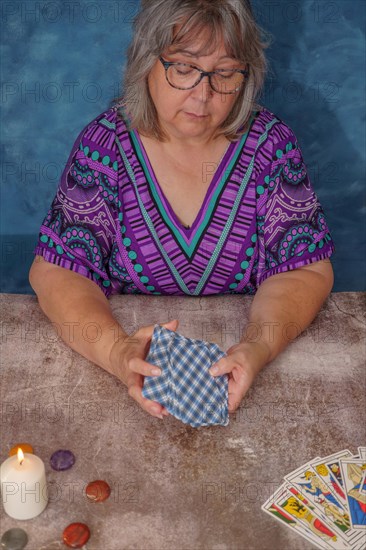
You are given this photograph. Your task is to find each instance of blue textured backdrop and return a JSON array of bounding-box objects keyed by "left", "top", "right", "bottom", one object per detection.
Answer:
[{"left": 1, "top": 0, "right": 365, "bottom": 293}]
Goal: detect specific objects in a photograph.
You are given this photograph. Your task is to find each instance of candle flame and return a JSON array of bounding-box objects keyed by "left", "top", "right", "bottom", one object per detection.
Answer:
[{"left": 17, "top": 447, "right": 24, "bottom": 465}]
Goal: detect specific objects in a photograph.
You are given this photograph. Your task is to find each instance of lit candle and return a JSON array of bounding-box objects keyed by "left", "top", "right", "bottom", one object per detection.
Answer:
[{"left": 0, "top": 448, "right": 48, "bottom": 520}]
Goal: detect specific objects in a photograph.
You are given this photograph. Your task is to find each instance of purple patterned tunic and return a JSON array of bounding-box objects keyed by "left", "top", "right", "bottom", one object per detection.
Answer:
[{"left": 34, "top": 106, "right": 335, "bottom": 296}]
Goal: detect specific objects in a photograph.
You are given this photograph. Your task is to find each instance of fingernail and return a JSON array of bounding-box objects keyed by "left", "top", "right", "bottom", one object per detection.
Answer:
[
  {"left": 157, "top": 414, "right": 164, "bottom": 420},
  {"left": 152, "top": 406, "right": 160, "bottom": 414},
  {"left": 210, "top": 366, "right": 219, "bottom": 374},
  {"left": 151, "top": 368, "right": 161, "bottom": 375}
]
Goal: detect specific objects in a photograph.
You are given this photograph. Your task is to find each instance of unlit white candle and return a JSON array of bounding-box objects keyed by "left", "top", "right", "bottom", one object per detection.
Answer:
[{"left": 0, "top": 452, "right": 48, "bottom": 520}]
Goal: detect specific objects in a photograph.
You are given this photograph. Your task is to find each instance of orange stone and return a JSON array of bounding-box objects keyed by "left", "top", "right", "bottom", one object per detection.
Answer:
[{"left": 9, "top": 443, "right": 34, "bottom": 457}]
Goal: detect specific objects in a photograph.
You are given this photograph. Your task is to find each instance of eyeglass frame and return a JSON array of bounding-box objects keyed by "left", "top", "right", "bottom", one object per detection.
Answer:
[{"left": 158, "top": 56, "right": 249, "bottom": 95}]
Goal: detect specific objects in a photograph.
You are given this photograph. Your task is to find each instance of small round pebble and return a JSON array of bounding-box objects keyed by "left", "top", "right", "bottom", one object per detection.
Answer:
[
  {"left": 63, "top": 523, "right": 90, "bottom": 548},
  {"left": 9, "top": 443, "right": 33, "bottom": 457},
  {"left": 86, "top": 480, "right": 111, "bottom": 502},
  {"left": 50, "top": 449, "right": 75, "bottom": 471},
  {"left": 1, "top": 528, "right": 28, "bottom": 550}
]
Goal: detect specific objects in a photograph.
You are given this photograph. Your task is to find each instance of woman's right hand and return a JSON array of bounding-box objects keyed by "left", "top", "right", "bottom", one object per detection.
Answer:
[{"left": 109, "top": 319, "right": 179, "bottom": 419}]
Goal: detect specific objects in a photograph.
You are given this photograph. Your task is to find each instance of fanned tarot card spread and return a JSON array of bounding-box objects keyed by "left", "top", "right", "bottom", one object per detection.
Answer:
[{"left": 262, "top": 448, "right": 366, "bottom": 549}]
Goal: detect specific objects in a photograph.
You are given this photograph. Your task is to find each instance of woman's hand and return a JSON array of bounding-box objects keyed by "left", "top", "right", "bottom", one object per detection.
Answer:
[
  {"left": 109, "top": 319, "right": 179, "bottom": 419},
  {"left": 209, "top": 341, "right": 271, "bottom": 412},
  {"left": 209, "top": 261, "right": 334, "bottom": 413}
]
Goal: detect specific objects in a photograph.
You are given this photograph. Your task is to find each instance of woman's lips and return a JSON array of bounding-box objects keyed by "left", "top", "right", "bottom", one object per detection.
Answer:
[{"left": 185, "top": 112, "right": 208, "bottom": 119}]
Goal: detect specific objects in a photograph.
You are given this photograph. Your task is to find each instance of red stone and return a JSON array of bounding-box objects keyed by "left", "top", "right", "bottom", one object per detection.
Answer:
[
  {"left": 86, "top": 480, "right": 111, "bottom": 502},
  {"left": 62, "top": 523, "right": 90, "bottom": 548}
]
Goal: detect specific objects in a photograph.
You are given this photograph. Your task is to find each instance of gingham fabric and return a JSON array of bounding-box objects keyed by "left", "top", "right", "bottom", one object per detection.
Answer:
[{"left": 142, "top": 325, "right": 229, "bottom": 427}]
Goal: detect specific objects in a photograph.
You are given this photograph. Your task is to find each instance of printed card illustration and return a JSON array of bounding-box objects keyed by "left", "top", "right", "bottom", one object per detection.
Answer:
[
  {"left": 262, "top": 450, "right": 366, "bottom": 549},
  {"left": 358, "top": 448, "right": 366, "bottom": 460},
  {"left": 265, "top": 485, "right": 347, "bottom": 549},
  {"left": 285, "top": 459, "right": 352, "bottom": 544},
  {"left": 261, "top": 484, "right": 330, "bottom": 550},
  {"left": 338, "top": 459, "right": 366, "bottom": 529},
  {"left": 311, "top": 450, "right": 353, "bottom": 515}
]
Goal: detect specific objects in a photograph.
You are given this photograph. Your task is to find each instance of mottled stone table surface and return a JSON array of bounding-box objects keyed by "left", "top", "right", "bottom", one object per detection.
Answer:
[{"left": 1, "top": 292, "right": 365, "bottom": 550}]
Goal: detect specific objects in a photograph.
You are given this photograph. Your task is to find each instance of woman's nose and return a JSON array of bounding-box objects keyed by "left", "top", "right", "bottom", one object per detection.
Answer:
[{"left": 191, "top": 76, "right": 214, "bottom": 102}]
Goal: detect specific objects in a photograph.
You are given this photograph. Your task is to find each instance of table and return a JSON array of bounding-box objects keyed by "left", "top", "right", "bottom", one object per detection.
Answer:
[{"left": 1, "top": 292, "right": 365, "bottom": 549}]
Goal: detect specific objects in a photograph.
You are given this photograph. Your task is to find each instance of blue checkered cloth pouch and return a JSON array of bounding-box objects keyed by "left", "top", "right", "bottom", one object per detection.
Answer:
[{"left": 142, "top": 325, "right": 229, "bottom": 427}]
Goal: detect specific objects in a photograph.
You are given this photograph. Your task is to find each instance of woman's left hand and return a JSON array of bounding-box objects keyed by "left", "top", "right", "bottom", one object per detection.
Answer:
[{"left": 209, "top": 341, "right": 271, "bottom": 412}]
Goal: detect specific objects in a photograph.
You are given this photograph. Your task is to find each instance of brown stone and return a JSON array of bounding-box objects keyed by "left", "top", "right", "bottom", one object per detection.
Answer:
[{"left": 86, "top": 480, "right": 111, "bottom": 502}]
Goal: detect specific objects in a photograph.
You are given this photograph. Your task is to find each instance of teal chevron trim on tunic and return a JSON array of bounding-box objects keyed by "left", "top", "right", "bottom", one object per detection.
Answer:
[
  {"left": 99, "top": 118, "right": 116, "bottom": 130},
  {"left": 115, "top": 135, "right": 192, "bottom": 294},
  {"left": 116, "top": 117, "right": 279, "bottom": 296},
  {"left": 130, "top": 127, "right": 251, "bottom": 257},
  {"left": 193, "top": 117, "right": 280, "bottom": 295}
]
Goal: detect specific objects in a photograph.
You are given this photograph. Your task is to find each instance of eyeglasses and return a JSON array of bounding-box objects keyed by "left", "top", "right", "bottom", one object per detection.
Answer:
[{"left": 159, "top": 56, "right": 249, "bottom": 95}]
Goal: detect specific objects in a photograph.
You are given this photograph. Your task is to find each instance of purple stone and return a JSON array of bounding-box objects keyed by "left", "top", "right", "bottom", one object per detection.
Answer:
[{"left": 50, "top": 449, "right": 75, "bottom": 471}]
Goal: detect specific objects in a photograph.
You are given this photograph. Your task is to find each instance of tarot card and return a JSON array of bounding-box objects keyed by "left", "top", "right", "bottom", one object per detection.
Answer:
[
  {"left": 285, "top": 460, "right": 352, "bottom": 544},
  {"left": 311, "top": 450, "right": 353, "bottom": 513},
  {"left": 269, "top": 485, "right": 351, "bottom": 549},
  {"left": 358, "top": 447, "right": 366, "bottom": 460},
  {"left": 338, "top": 458, "right": 366, "bottom": 530},
  {"left": 262, "top": 483, "right": 332, "bottom": 550}
]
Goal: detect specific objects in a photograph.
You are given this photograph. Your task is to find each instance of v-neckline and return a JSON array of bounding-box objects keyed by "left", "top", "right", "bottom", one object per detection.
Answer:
[{"left": 132, "top": 130, "right": 236, "bottom": 235}]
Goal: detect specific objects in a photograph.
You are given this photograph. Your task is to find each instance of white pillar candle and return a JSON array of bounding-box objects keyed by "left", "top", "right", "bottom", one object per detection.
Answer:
[{"left": 0, "top": 449, "right": 48, "bottom": 520}]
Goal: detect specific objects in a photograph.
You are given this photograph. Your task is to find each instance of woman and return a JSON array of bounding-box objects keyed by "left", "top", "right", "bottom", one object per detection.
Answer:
[{"left": 29, "top": 0, "right": 335, "bottom": 420}]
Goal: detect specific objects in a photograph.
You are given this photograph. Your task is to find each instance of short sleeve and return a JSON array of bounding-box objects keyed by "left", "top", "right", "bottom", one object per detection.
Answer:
[
  {"left": 256, "top": 126, "right": 335, "bottom": 286},
  {"left": 34, "top": 109, "right": 123, "bottom": 297}
]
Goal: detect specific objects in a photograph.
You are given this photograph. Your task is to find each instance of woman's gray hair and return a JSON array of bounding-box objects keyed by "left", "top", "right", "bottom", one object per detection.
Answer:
[{"left": 111, "top": 0, "right": 269, "bottom": 142}]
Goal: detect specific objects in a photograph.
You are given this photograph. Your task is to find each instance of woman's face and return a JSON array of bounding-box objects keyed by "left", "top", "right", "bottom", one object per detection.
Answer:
[{"left": 147, "top": 33, "right": 243, "bottom": 143}]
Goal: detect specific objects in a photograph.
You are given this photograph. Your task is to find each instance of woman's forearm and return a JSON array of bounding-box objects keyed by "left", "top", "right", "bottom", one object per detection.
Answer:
[
  {"left": 208, "top": 259, "right": 334, "bottom": 412},
  {"left": 29, "top": 256, "right": 127, "bottom": 376},
  {"left": 241, "top": 259, "right": 334, "bottom": 364}
]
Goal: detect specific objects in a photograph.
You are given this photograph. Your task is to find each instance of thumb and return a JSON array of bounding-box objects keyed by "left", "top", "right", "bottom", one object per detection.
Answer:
[{"left": 161, "top": 319, "right": 179, "bottom": 332}]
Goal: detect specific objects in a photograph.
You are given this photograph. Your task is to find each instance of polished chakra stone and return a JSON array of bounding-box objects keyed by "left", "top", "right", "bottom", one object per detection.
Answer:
[
  {"left": 1, "top": 528, "right": 28, "bottom": 550},
  {"left": 85, "top": 480, "right": 111, "bottom": 502},
  {"left": 9, "top": 443, "right": 33, "bottom": 457},
  {"left": 50, "top": 449, "right": 75, "bottom": 471},
  {"left": 62, "top": 523, "right": 90, "bottom": 548}
]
